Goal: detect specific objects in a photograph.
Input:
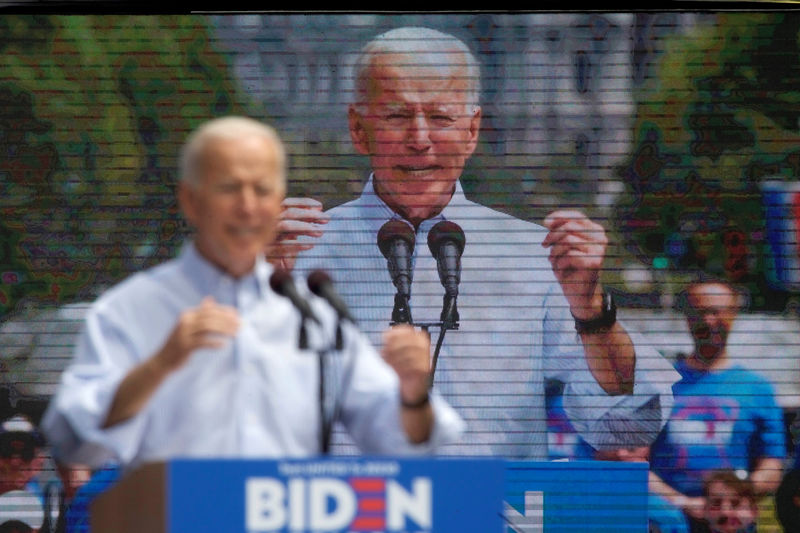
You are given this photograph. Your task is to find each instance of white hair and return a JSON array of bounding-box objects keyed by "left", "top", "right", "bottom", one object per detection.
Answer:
[
  {"left": 352, "top": 26, "right": 482, "bottom": 110},
  {"left": 179, "top": 116, "right": 286, "bottom": 188}
]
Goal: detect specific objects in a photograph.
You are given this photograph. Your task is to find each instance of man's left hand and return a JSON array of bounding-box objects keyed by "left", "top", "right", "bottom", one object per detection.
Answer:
[
  {"left": 381, "top": 325, "right": 431, "bottom": 406},
  {"left": 542, "top": 209, "right": 608, "bottom": 320},
  {"left": 266, "top": 197, "right": 329, "bottom": 271}
]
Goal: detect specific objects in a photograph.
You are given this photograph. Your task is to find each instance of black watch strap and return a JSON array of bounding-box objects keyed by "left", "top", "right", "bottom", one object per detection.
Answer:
[
  {"left": 401, "top": 392, "right": 430, "bottom": 409},
  {"left": 573, "top": 290, "right": 617, "bottom": 334}
]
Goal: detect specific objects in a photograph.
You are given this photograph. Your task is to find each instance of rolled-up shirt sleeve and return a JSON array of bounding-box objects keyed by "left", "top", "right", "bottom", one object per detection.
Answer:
[
  {"left": 542, "top": 286, "right": 679, "bottom": 451},
  {"left": 42, "top": 308, "right": 151, "bottom": 467}
]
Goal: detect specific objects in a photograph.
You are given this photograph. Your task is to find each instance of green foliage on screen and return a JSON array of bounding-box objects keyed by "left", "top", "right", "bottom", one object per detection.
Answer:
[
  {"left": 0, "top": 15, "right": 252, "bottom": 318},
  {"left": 616, "top": 12, "right": 800, "bottom": 309}
]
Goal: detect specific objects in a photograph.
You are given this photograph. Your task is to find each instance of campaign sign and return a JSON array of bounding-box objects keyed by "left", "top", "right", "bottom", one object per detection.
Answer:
[
  {"left": 504, "top": 460, "right": 648, "bottom": 532},
  {"left": 167, "top": 457, "right": 505, "bottom": 533}
]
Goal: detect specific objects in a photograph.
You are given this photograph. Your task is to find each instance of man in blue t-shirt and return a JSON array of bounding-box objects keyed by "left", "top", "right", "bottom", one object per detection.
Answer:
[{"left": 648, "top": 279, "right": 786, "bottom": 527}]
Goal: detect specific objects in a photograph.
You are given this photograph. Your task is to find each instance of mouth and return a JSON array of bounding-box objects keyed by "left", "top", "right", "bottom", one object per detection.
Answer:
[
  {"left": 228, "top": 226, "right": 263, "bottom": 238},
  {"left": 396, "top": 165, "right": 441, "bottom": 177}
]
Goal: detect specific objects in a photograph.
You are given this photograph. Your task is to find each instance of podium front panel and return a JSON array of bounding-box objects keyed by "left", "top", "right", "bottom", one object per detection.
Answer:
[
  {"left": 504, "top": 460, "right": 649, "bottom": 532},
  {"left": 167, "top": 457, "right": 505, "bottom": 532}
]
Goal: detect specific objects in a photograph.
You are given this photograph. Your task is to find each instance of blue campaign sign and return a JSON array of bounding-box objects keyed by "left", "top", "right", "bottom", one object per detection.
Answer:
[
  {"left": 166, "top": 457, "right": 505, "bottom": 533},
  {"left": 503, "top": 460, "right": 648, "bottom": 532}
]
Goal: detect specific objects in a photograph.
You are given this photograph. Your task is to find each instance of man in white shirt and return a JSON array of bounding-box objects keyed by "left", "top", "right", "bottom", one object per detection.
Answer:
[
  {"left": 287, "top": 26, "right": 680, "bottom": 458},
  {"left": 41, "top": 116, "right": 464, "bottom": 469}
]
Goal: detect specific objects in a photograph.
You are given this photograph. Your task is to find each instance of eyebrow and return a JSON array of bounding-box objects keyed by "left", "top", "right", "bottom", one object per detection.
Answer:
[{"left": 378, "top": 103, "right": 465, "bottom": 113}]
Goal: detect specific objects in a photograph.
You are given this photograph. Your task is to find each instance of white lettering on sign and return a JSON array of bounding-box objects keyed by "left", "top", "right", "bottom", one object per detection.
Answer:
[{"left": 245, "top": 476, "right": 432, "bottom": 532}]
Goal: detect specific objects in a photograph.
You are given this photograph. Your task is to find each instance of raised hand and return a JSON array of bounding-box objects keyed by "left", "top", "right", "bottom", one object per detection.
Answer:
[
  {"left": 104, "top": 297, "right": 241, "bottom": 428},
  {"left": 267, "top": 197, "right": 329, "bottom": 271},
  {"left": 542, "top": 210, "right": 609, "bottom": 319},
  {"left": 381, "top": 324, "right": 431, "bottom": 406},
  {"left": 156, "top": 296, "right": 240, "bottom": 372}
]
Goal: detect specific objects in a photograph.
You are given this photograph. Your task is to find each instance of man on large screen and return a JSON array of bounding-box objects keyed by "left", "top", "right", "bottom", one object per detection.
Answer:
[{"left": 285, "top": 26, "right": 680, "bottom": 459}]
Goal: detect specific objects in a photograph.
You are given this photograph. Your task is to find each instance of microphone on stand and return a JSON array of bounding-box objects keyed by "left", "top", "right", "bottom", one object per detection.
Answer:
[
  {"left": 307, "top": 270, "right": 353, "bottom": 350},
  {"left": 307, "top": 270, "right": 356, "bottom": 324},
  {"left": 269, "top": 269, "right": 318, "bottom": 350},
  {"left": 269, "top": 270, "right": 319, "bottom": 324},
  {"left": 377, "top": 219, "right": 416, "bottom": 325},
  {"left": 427, "top": 220, "right": 465, "bottom": 328},
  {"left": 270, "top": 269, "right": 330, "bottom": 454}
]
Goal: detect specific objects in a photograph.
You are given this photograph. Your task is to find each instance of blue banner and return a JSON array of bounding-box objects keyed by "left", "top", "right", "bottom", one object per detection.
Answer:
[{"left": 167, "top": 457, "right": 506, "bottom": 533}]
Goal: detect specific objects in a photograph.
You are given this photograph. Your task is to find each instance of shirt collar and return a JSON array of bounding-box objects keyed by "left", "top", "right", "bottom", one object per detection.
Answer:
[
  {"left": 178, "top": 240, "right": 271, "bottom": 299},
  {"left": 359, "top": 173, "right": 470, "bottom": 233}
]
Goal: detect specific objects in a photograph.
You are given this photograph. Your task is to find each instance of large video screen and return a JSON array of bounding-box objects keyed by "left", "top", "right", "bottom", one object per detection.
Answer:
[{"left": 2, "top": 12, "right": 799, "bottom": 532}]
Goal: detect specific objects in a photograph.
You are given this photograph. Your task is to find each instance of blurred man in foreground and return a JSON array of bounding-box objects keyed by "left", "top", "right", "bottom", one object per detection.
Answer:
[{"left": 41, "top": 116, "right": 463, "bottom": 470}]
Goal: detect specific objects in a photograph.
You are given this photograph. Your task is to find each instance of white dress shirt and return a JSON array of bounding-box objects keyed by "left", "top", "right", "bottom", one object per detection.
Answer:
[{"left": 293, "top": 176, "right": 680, "bottom": 459}]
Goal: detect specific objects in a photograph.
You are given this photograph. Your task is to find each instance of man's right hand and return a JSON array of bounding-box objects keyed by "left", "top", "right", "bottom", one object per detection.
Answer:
[
  {"left": 267, "top": 197, "right": 329, "bottom": 271},
  {"left": 155, "top": 297, "right": 240, "bottom": 372},
  {"left": 103, "top": 297, "right": 240, "bottom": 428}
]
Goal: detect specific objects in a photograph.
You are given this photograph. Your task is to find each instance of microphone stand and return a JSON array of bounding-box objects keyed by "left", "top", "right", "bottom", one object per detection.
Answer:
[
  {"left": 317, "top": 310, "right": 354, "bottom": 455},
  {"left": 406, "top": 300, "right": 459, "bottom": 388},
  {"left": 314, "top": 320, "right": 337, "bottom": 456},
  {"left": 299, "top": 317, "right": 310, "bottom": 350},
  {"left": 319, "top": 343, "right": 330, "bottom": 455},
  {"left": 390, "top": 293, "right": 413, "bottom": 326},
  {"left": 325, "top": 322, "right": 358, "bottom": 453},
  {"left": 430, "top": 296, "right": 459, "bottom": 381},
  {"left": 297, "top": 314, "right": 329, "bottom": 454}
]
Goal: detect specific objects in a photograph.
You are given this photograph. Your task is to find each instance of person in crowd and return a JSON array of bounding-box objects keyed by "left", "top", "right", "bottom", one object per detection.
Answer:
[
  {"left": 648, "top": 279, "right": 785, "bottom": 528},
  {"left": 281, "top": 25, "right": 679, "bottom": 459},
  {"left": 594, "top": 446, "right": 690, "bottom": 533},
  {"left": 696, "top": 470, "right": 759, "bottom": 533},
  {"left": 775, "top": 468, "right": 800, "bottom": 533},
  {"left": 0, "top": 413, "right": 49, "bottom": 531},
  {"left": 40, "top": 116, "right": 464, "bottom": 471}
]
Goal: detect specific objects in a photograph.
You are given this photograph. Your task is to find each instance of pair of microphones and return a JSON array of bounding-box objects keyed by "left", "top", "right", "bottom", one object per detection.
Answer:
[
  {"left": 377, "top": 219, "right": 466, "bottom": 329},
  {"left": 269, "top": 269, "right": 354, "bottom": 350},
  {"left": 268, "top": 269, "right": 350, "bottom": 455}
]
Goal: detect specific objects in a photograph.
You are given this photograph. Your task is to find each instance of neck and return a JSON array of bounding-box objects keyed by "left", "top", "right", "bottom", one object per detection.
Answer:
[
  {"left": 687, "top": 348, "right": 729, "bottom": 371},
  {"left": 373, "top": 179, "right": 454, "bottom": 229}
]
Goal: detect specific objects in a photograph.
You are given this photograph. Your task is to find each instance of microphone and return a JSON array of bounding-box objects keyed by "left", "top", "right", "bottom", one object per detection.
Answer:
[
  {"left": 269, "top": 269, "right": 319, "bottom": 324},
  {"left": 378, "top": 219, "right": 416, "bottom": 325},
  {"left": 427, "top": 221, "right": 465, "bottom": 327},
  {"left": 427, "top": 220, "right": 465, "bottom": 297},
  {"left": 377, "top": 219, "right": 416, "bottom": 299},
  {"left": 307, "top": 270, "right": 355, "bottom": 324}
]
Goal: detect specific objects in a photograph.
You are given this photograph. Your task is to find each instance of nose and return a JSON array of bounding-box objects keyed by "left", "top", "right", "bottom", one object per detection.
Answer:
[
  {"left": 702, "top": 310, "right": 724, "bottom": 329},
  {"left": 406, "top": 112, "right": 432, "bottom": 151},
  {"left": 238, "top": 185, "right": 258, "bottom": 213}
]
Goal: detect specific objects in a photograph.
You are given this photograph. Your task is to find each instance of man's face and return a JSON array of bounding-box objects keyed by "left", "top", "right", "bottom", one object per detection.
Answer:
[
  {"left": 179, "top": 135, "right": 285, "bottom": 278},
  {"left": 705, "top": 481, "right": 757, "bottom": 533},
  {"left": 685, "top": 283, "right": 738, "bottom": 363},
  {"left": 349, "top": 53, "right": 481, "bottom": 224},
  {"left": 0, "top": 432, "right": 44, "bottom": 492}
]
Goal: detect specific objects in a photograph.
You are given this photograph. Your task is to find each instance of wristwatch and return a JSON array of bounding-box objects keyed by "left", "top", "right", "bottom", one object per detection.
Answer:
[{"left": 573, "top": 290, "right": 617, "bottom": 334}]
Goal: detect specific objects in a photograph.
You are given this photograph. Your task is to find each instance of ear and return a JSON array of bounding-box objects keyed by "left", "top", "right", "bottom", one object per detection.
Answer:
[
  {"left": 463, "top": 106, "right": 482, "bottom": 158},
  {"left": 177, "top": 181, "right": 198, "bottom": 228},
  {"left": 348, "top": 105, "right": 371, "bottom": 155}
]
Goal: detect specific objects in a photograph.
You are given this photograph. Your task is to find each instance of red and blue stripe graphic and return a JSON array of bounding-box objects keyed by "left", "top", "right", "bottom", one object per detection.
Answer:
[
  {"left": 349, "top": 477, "right": 386, "bottom": 531},
  {"left": 762, "top": 181, "right": 800, "bottom": 290}
]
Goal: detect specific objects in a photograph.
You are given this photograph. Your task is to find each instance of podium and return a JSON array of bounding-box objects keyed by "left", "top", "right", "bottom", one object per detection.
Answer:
[
  {"left": 90, "top": 457, "right": 506, "bottom": 533},
  {"left": 91, "top": 458, "right": 648, "bottom": 533}
]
